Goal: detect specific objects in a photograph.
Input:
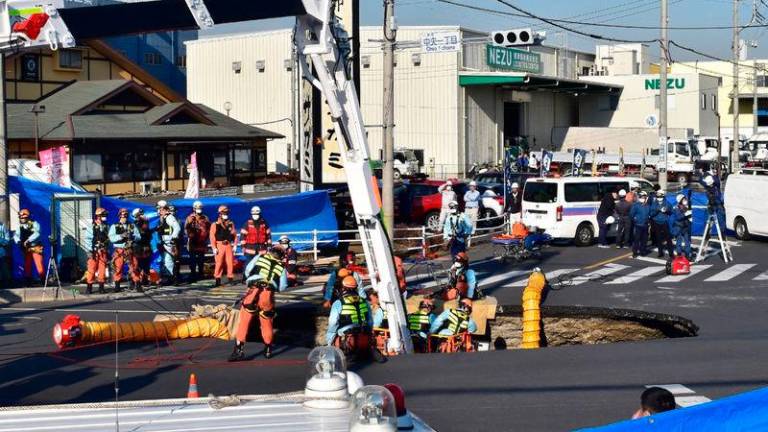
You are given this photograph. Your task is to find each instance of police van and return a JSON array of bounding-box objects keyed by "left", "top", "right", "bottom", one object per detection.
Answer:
[
  {"left": 522, "top": 176, "right": 655, "bottom": 246},
  {"left": 725, "top": 169, "right": 768, "bottom": 240}
]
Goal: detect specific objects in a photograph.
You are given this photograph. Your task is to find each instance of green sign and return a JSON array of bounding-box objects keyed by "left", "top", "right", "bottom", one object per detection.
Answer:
[
  {"left": 486, "top": 44, "right": 541, "bottom": 74},
  {"left": 644, "top": 78, "right": 686, "bottom": 90}
]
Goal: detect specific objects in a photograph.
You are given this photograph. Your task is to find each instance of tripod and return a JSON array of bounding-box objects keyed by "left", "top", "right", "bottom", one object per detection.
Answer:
[
  {"left": 695, "top": 212, "right": 733, "bottom": 263},
  {"left": 42, "top": 242, "right": 65, "bottom": 301}
]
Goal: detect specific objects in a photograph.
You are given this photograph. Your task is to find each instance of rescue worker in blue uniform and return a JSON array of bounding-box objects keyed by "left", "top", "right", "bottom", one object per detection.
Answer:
[
  {"left": 326, "top": 275, "right": 373, "bottom": 352},
  {"left": 429, "top": 299, "right": 477, "bottom": 353},
  {"left": 443, "top": 252, "right": 478, "bottom": 300},
  {"left": 671, "top": 194, "right": 693, "bottom": 259},
  {"left": 323, "top": 267, "right": 365, "bottom": 309},
  {"left": 629, "top": 191, "right": 651, "bottom": 258},
  {"left": 443, "top": 201, "right": 473, "bottom": 257},
  {"left": 156, "top": 201, "right": 181, "bottom": 285},
  {"left": 408, "top": 298, "right": 436, "bottom": 353},
  {"left": 649, "top": 190, "right": 675, "bottom": 259}
]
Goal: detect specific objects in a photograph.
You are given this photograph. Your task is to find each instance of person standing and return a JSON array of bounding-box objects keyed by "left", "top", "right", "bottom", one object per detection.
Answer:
[
  {"left": 672, "top": 194, "right": 693, "bottom": 259},
  {"left": 0, "top": 219, "right": 11, "bottom": 286},
  {"left": 230, "top": 247, "right": 288, "bottom": 361},
  {"left": 210, "top": 205, "right": 236, "bottom": 287},
  {"left": 443, "top": 201, "right": 473, "bottom": 258},
  {"left": 85, "top": 208, "right": 110, "bottom": 294},
  {"left": 629, "top": 192, "right": 651, "bottom": 258},
  {"left": 240, "top": 206, "right": 271, "bottom": 261},
  {"left": 615, "top": 189, "right": 633, "bottom": 249},
  {"left": 650, "top": 190, "right": 675, "bottom": 259},
  {"left": 597, "top": 189, "right": 618, "bottom": 248},
  {"left": 108, "top": 208, "right": 140, "bottom": 292},
  {"left": 507, "top": 182, "right": 522, "bottom": 223},
  {"left": 131, "top": 208, "right": 153, "bottom": 291},
  {"left": 437, "top": 181, "right": 457, "bottom": 228},
  {"left": 156, "top": 201, "right": 181, "bottom": 286},
  {"left": 13, "top": 209, "right": 44, "bottom": 286},
  {"left": 278, "top": 235, "right": 300, "bottom": 286},
  {"left": 185, "top": 201, "right": 211, "bottom": 282},
  {"left": 463, "top": 181, "right": 481, "bottom": 235},
  {"left": 529, "top": 152, "right": 539, "bottom": 173}
]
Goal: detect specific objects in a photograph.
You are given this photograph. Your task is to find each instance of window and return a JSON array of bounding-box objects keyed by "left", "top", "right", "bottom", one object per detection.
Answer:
[
  {"left": 232, "top": 61, "right": 242, "bottom": 74},
  {"left": 58, "top": 49, "right": 83, "bottom": 70},
  {"left": 600, "top": 182, "right": 629, "bottom": 196},
  {"left": 133, "top": 151, "right": 162, "bottom": 181},
  {"left": 701, "top": 94, "right": 707, "bottom": 110},
  {"left": 564, "top": 183, "right": 601, "bottom": 203},
  {"left": 711, "top": 94, "right": 718, "bottom": 111},
  {"left": 213, "top": 151, "right": 228, "bottom": 177},
  {"left": 669, "top": 142, "right": 690, "bottom": 157},
  {"left": 523, "top": 182, "right": 558, "bottom": 203},
  {"left": 144, "top": 52, "right": 162, "bottom": 65},
  {"left": 175, "top": 55, "right": 187, "bottom": 68},
  {"left": 103, "top": 153, "right": 134, "bottom": 182},
  {"left": 757, "top": 75, "right": 768, "bottom": 87},
  {"left": 231, "top": 149, "right": 252, "bottom": 173},
  {"left": 654, "top": 94, "right": 677, "bottom": 110},
  {"left": 410, "top": 184, "right": 438, "bottom": 197},
  {"left": 72, "top": 154, "right": 103, "bottom": 183}
]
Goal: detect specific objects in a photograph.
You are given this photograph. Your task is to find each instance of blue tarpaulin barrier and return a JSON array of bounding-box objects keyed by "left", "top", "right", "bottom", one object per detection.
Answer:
[
  {"left": 7, "top": 176, "right": 338, "bottom": 280},
  {"left": 579, "top": 386, "right": 768, "bottom": 431},
  {"left": 666, "top": 191, "right": 727, "bottom": 237}
]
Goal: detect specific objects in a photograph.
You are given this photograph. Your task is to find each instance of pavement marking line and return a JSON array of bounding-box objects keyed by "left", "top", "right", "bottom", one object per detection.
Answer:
[
  {"left": 481, "top": 270, "right": 531, "bottom": 287},
  {"left": 290, "top": 285, "right": 324, "bottom": 293},
  {"left": 635, "top": 256, "right": 668, "bottom": 265},
  {"left": 583, "top": 252, "right": 632, "bottom": 270},
  {"left": 704, "top": 263, "right": 757, "bottom": 282},
  {"left": 507, "top": 268, "right": 579, "bottom": 287},
  {"left": 605, "top": 266, "right": 666, "bottom": 285},
  {"left": 655, "top": 264, "right": 712, "bottom": 283},
  {"left": 754, "top": 270, "right": 768, "bottom": 281},
  {"left": 569, "top": 263, "right": 630, "bottom": 286},
  {"left": 1, "top": 307, "right": 189, "bottom": 314}
]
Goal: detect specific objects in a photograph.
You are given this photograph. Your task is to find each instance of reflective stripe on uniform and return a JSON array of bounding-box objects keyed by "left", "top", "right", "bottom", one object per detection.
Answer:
[
  {"left": 339, "top": 295, "right": 369, "bottom": 326},
  {"left": 408, "top": 312, "right": 431, "bottom": 332},
  {"left": 253, "top": 254, "right": 285, "bottom": 286},
  {"left": 446, "top": 309, "right": 469, "bottom": 334}
]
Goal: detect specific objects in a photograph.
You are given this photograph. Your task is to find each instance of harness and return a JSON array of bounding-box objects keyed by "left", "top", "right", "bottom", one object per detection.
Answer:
[
  {"left": 19, "top": 221, "right": 37, "bottom": 245},
  {"left": 441, "top": 309, "right": 469, "bottom": 335},
  {"left": 243, "top": 219, "right": 269, "bottom": 245},
  {"left": 338, "top": 294, "right": 369, "bottom": 328},
  {"left": 214, "top": 221, "right": 235, "bottom": 242},
  {"left": 92, "top": 223, "right": 109, "bottom": 251},
  {"left": 113, "top": 223, "right": 135, "bottom": 248},
  {"left": 250, "top": 254, "right": 285, "bottom": 288},
  {"left": 159, "top": 217, "right": 173, "bottom": 237},
  {"left": 408, "top": 311, "right": 431, "bottom": 333}
]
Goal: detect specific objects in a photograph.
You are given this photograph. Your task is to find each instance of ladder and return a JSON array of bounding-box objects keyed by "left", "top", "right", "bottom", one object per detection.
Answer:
[{"left": 695, "top": 213, "right": 733, "bottom": 263}]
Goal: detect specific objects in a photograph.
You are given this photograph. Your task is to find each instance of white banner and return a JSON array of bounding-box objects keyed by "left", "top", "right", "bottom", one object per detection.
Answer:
[{"left": 184, "top": 152, "right": 199, "bottom": 199}]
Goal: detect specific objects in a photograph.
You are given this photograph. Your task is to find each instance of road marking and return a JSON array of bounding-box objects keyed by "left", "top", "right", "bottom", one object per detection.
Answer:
[
  {"left": 754, "top": 270, "right": 768, "bottom": 281},
  {"left": 482, "top": 270, "right": 532, "bottom": 287},
  {"left": 583, "top": 252, "right": 632, "bottom": 270},
  {"left": 569, "top": 264, "right": 629, "bottom": 286},
  {"left": 635, "top": 256, "right": 668, "bottom": 265},
  {"left": 704, "top": 264, "right": 757, "bottom": 282},
  {"left": 507, "top": 268, "right": 578, "bottom": 287},
  {"left": 656, "top": 264, "right": 712, "bottom": 283},
  {"left": 290, "top": 285, "right": 324, "bottom": 293},
  {"left": 605, "top": 266, "right": 666, "bottom": 285},
  {"left": 1, "top": 307, "right": 188, "bottom": 314}
]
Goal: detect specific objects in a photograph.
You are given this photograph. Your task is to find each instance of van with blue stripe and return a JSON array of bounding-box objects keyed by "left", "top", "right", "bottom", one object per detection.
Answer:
[{"left": 522, "top": 176, "right": 655, "bottom": 246}]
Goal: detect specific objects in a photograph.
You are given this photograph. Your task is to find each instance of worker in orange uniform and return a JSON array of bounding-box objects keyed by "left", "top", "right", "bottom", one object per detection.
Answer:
[
  {"left": 108, "top": 208, "right": 140, "bottom": 292},
  {"left": 185, "top": 201, "right": 211, "bottom": 282},
  {"left": 240, "top": 206, "right": 271, "bottom": 261},
  {"left": 131, "top": 208, "right": 153, "bottom": 291},
  {"left": 85, "top": 208, "right": 110, "bottom": 294},
  {"left": 13, "top": 209, "right": 44, "bottom": 286},
  {"left": 229, "top": 247, "right": 288, "bottom": 361},
  {"left": 210, "top": 205, "right": 236, "bottom": 287}
]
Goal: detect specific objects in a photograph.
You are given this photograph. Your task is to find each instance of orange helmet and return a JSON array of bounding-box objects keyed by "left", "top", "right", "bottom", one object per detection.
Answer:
[
  {"left": 342, "top": 276, "right": 358, "bottom": 289},
  {"left": 218, "top": 205, "right": 229, "bottom": 214},
  {"left": 95, "top": 208, "right": 108, "bottom": 217},
  {"left": 455, "top": 252, "right": 469, "bottom": 263},
  {"left": 338, "top": 268, "right": 351, "bottom": 278},
  {"left": 459, "top": 298, "right": 473, "bottom": 312},
  {"left": 118, "top": 208, "right": 129, "bottom": 217},
  {"left": 18, "top": 209, "right": 30, "bottom": 218}
]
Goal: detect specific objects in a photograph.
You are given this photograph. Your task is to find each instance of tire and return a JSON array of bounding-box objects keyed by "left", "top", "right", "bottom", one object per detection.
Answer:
[
  {"left": 393, "top": 169, "right": 402, "bottom": 180},
  {"left": 734, "top": 217, "right": 751, "bottom": 241},
  {"left": 574, "top": 223, "right": 594, "bottom": 247},
  {"left": 479, "top": 208, "right": 497, "bottom": 228},
  {"left": 425, "top": 211, "right": 441, "bottom": 233},
  {"left": 675, "top": 173, "right": 688, "bottom": 185}
]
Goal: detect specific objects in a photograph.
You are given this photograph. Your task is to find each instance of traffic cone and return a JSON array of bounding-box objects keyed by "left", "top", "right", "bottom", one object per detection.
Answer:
[{"left": 187, "top": 373, "right": 199, "bottom": 398}]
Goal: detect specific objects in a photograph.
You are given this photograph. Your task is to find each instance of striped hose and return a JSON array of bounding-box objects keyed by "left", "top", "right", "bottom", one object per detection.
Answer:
[{"left": 521, "top": 271, "right": 547, "bottom": 349}]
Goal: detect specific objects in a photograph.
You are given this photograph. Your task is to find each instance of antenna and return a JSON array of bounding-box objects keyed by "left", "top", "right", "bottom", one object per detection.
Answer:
[{"left": 114, "top": 296, "right": 120, "bottom": 432}]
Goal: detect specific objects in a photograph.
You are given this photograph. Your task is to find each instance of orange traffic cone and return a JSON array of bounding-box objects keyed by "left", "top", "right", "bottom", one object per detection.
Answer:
[{"left": 187, "top": 373, "right": 199, "bottom": 398}]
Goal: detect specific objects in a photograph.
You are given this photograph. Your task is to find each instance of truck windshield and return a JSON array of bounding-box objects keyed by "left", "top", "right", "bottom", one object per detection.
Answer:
[
  {"left": 669, "top": 142, "right": 690, "bottom": 156},
  {"left": 523, "top": 182, "right": 558, "bottom": 203}
]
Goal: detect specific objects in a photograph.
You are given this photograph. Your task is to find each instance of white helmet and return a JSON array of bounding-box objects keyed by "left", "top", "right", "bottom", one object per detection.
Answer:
[
  {"left": 279, "top": 235, "right": 290, "bottom": 244},
  {"left": 251, "top": 206, "right": 261, "bottom": 215},
  {"left": 511, "top": 182, "right": 520, "bottom": 189},
  {"left": 156, "top": 200, "right": 168, "bottom": 209},
  {"left": 469, "top": 180, "right": 477, "bottom": 187},
  {"left": 192, "top": 200, "right": 203, "bottom": 209},
  {"left": 445, "top": 180, "right": 453, "bottom": 187},
  {"left": 703, "top": 175, "right": 715, "bottom": 187},
  {"left": 618, "top": 189, "right": 627, "bottom": 197},
  {"left": 605, "top": 216, "right": 616, "bottom": 224},
  {"left": 131, "top": 208, "right": 143, "bottom": 218},
  {"left": 676, "top": 194, "right": 686, "bottom": 204}
]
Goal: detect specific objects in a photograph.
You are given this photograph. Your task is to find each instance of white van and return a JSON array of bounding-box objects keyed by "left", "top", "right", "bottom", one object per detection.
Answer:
[
  {"left": 522, "top": 176, "right": 655, "bottom": 246},
  {"left": 725, "top": 169, "right": 768, "bottom": 240}
]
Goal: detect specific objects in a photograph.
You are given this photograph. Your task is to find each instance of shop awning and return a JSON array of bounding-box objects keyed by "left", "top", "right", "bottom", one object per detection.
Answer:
[{"left": 459, "top": 72, "right": 623, "bottom": 94}]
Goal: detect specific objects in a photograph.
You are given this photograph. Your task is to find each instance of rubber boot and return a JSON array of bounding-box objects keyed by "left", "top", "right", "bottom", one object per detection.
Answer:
[
  {"left": 86, "top": 284, "right": 93, "bottom": 294},
  {"left": 264, "top": 344, "right": 273, "bottom": 359},
  {"left": 98, "top": 283, "right": 105, "bottom": 294},
  {"left": 136, "top": 282, "right": 144, "bottom": 293},
  {"left": 114, "top": 281, "right": 122, "bottom": 293},
  {"left": 228, "top": 343, "right": 245, "bottom": 362},
  {"left": 214, "top": 278, "right": 221, "bottom": 287}
]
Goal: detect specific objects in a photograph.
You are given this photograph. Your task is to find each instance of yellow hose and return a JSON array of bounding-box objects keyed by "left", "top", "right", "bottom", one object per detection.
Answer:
[{"left": 521, "top": 271, "right": 546, "bottom": 349}]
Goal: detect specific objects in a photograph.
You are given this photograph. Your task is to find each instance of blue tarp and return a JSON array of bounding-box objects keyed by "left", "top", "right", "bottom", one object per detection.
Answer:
[
  {"left": 579, "top": 386, "right": 768, "bottom": 431},
  {"left": 7, "top": 176, "right": 338, "bottom": 279},
  {"left": 666, "top": 191, "right": 727, "bottom": 237}
]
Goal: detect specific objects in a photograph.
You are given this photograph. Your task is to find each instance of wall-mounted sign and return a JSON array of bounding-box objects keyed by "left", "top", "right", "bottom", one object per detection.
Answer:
[
  {"left": 21, "top": 54, "right": 39, "bottom": 82},
  {"left": 486, "top": 44, "right": 541, "bottom": 74},
  {"left": 421, "top": 31, "right": 461, "bottom": 53},
  {"left": 644, "top": 78, "right": 686, "bottom": 90},
  {"left": 645, "top": 114, "right": 658, "bottom": 128}
]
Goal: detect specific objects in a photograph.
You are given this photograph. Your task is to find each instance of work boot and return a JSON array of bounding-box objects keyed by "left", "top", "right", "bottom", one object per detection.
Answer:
[
  {"left": 86, "top": 284, "right": 93, "bottom": 294},
  {"left": 228, "top": 344, "right": 245, "bottom": 362},
  {"left": 114, "top": 281, "right": 122, "bottom": 293},
  {"left": 229, "top": 278, "right": 238, "bottom": 287},
  {"left": 264, "top": 344, "right": 273, "bottom": 359},
  {"left": 214, "top": 278, "right": 221, "bottom": 287},
  {"left": 98, "top": 283, "right": 105, "bottom": 294},
  {"left": 135, "top": 282, "right": 144, "bottom": 293}
]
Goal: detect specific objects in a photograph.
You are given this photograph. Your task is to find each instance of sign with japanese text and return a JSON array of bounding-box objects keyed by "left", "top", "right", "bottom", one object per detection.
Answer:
[
  {"left": 421, "top": 31, "right": 461, "bottom": 53},
  {"left": 39, "top": 146, "right": 71, "bottom": 188},
  {"left": 486, "top": 44, "right": 541, "bottom": 73}
]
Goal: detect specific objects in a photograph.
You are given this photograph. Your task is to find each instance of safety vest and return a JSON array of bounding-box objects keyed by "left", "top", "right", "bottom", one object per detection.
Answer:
[
  {"left": 243, "top": 219, "right": 269, "bottom": 244},
  {"left": 113, "top": 223, "right": 134, "bottom": 247},
  {"left": 338, "top": 294, "right": 369, "bottom": 327},
  {"left": 159, "top": 217, "right": 173, "bottom": 236},
  {"left": 92, "top": 223, "right": 109, "bottom": 251},
  {"left": 444, "top": 309, "right": 469, "bottom": 335},
  {"left": 251, "top": 254, "right": 285, "bottom": 287},
  {"left": 408, "top": 311, "right": 431, "bottom": 333},
  {"left": 136, "top": 218, "right": 152, "bottom": 246},
  {"left": 19, "top": 221, "right": 38, "bottom": 245},
  {"left": 214, "top": 221, "right": 235, "bottom": 242}
]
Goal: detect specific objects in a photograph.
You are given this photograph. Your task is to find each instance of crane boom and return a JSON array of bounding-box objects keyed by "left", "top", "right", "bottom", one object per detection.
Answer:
[{"left": 0, "top": 0, "right": 412, "bottom": 353}]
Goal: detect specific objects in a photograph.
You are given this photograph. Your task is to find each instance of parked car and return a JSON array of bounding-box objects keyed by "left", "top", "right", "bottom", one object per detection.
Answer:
[
  {"left": 472, "top": 172, "right": 538, "bottom": 189},
  {"left": 725, "top": 169, "right": 768, "bottom": 240},
  {"left": 521, "top": 176, "right": 655, "bottom": 246}
]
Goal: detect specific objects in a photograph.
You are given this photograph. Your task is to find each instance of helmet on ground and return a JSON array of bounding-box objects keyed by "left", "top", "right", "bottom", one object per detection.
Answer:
[
  {"left": 342, "top": 276, "right": 358, "bottom": 290},
  {"left": 458, "top": 298, "right": 473, "bottom": 312},
  {"left": 156, "top": 200, "right": 168, "bottom": 209},
  {"left": 132, "top": 208, "right": 143, "bottom": 218},
  {"left": 18, "top": 209, "right": 30, "bottom": 218},
  {"left": 469, "top": 180, "right": 477, "bottom": 187},
  {"left": 192, "top": 201, "right": 203, "bottom": 210},
  {"left": 511, "top": 182, "right": 520, "bottom": 189},
  {"left": 279, "top": 235, "right": 290, "bottom": 244},
  {"left": 118, "top": 208, "right": 129, "bottom": 217},
  {"left": 455, "top": 251, "right": 469, "bottom": 263},
  {"left": 676, "top": 194, "right": 685, "bottom": 204},
  {"left": 618, "top": 189, "right": 627, "bottom": 197},
  {"left": 703, "top": 175, "right": 715, "bottom": 187},
  {"left": 217, "top": 205, "right": 229, "bottom": 214},
  {"left": 251, "top": 206, "right": 261, "bottom": 215},
  {"left": 95, "top": 207, "right": 108, "bottom": 217},
  {"left": 419, "top": 299, "right": 435, "bottom": 311}
]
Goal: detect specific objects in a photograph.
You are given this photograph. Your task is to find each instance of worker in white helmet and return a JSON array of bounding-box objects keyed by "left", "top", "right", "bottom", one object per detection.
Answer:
[
  {"left": 437, "top": 180, "right": 457, "bottom": 229},
  {"left": 184, "top": 200, "right": 211, "bottom": 282},
  {"left": 463, "top": 180, "right": 481, "bottom": 237},
  {"left": 240, "top": 205, "right": 271, "bottom": 260},
  {"left": 507, "top": 182, "right": 522, "bottom": 223},
  {"left": 278, "top": 235, "right": 300, "bottom": 286}
]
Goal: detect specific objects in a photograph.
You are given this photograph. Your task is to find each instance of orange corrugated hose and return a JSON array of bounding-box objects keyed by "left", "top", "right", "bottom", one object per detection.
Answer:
[{"left": 521, "top": 270, "right": 546, "bottom": 349}]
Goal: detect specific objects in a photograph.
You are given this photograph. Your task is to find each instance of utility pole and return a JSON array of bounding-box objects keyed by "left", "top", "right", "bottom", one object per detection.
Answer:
[
  {"left": 659, "top": 0, "right": 669, "bottom": 190},
  {"left": 733, "top": 0, "right": 741, "bottom": 173},
  {"left": 382, "top": 0, "right": 396, "bottom": 233},
  {"left": 754, "top": 62, "right": 764, "bottom": 136},
  {"left": 0, "top": 55, "right": 8, "bottom": 227}
]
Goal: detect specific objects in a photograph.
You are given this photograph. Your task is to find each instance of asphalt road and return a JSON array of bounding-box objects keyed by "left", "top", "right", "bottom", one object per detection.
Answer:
[{"left": 2, "top": 238, "right": 768, "bottom": 431}]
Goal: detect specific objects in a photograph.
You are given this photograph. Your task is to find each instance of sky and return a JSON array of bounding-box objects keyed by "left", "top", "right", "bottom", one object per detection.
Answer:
[{"left": 200, "top": 0, "right": 768, "bottom": 62}]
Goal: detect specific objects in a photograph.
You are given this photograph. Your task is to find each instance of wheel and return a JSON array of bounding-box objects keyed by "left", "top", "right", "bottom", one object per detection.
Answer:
[
  {"left": 425, "top": 211, "right": 441, "bottom": 233},
  {"left": 493, "top": 244, "right": 508, "bottom": 263},
  {"left": 393, "top": 169, "right": 402, "bottom": 180},
  {"left": 675, "top": 173, "right": 688, "bottom": 185},
  {"left": 734, "top": 217, "right": 751, "bottom": 241},
  {"left": 479, "top": 208, "right": 497, "bottom": 228},
  {"left": 574, "top": 223, "right": 594, "bottom": 247}
]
